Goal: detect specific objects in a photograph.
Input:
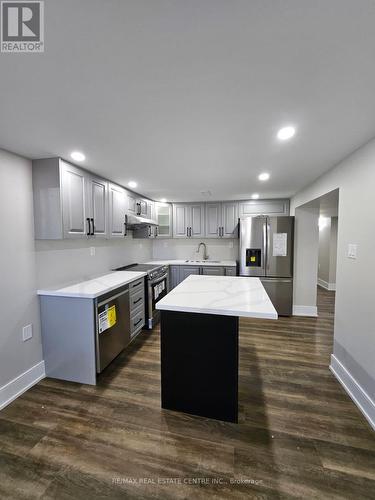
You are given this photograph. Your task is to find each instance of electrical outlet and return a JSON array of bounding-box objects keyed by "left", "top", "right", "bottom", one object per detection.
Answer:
[
  {"left": 90, "top": 247, "right": 96, "bottom": 257},
  {"left": 22, "top": 324, "right": 33, "bottom": 342},
  {"left": 348, "top": 244, "right": 358, "bottom": 259}
]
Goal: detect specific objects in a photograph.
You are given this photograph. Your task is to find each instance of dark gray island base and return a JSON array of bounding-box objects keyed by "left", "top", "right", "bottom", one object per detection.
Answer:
[
  {"left": 160, "top": 310, "right": 239, "bottom": 423},
  {"left": 157, "top": 275, "right": 277, "bottom": 424}
]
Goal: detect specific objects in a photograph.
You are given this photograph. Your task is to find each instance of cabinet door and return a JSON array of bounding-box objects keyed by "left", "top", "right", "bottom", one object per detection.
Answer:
[
  {"left": 155, "top": 202, "right": 172, "bottom": 238},
  {"left": 205, "top": 203, "right": 221, "bottom": 238},
  {"left": 224, "top": 267, "right": 237, "bottom": 276},
  {"left": 109, "top": 184, "right": 126, "bottom": 237},
  {"left": 170, "top": 266, "right": 180, "bottom": 289},
  {"left": 173, "top": 204, "right": 189, "bottom": 238},
  {"left": 127, "top": 192, "right": 137, "bottom": 214},
  {"left": 239, "top": 199, "right": 289, "bottom": 217},
  {"left": 189, "top": 204, "right": 205, "bottom": 238},
  {"left": 179, "top": 266, "right": 200, "bottom": 282},
  {"left": 222, "top": 202, "right": 239, "bottom": 238},
  {"left": 87, "top": 176, "right": 108, "bottom": 238},
  {"left": 201, "top": 266, "right": 225, "bottom": 276},
  {"left": 61, "top": 162, "right": 88, "bottom": 238}
]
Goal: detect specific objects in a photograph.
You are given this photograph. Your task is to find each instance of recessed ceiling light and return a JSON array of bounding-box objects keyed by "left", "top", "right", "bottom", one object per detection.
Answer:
[
  {"left": 277, "top": 126, "right": 296, "bottom": 141},
  {"left": 71, "top": 151, "right": 85, "bottom": 162},
  {"left": 258, "top": 172, "right": 270, "bottom": 181},
  {"left": 160, "top": 198, "right": 167, "bottom": 203},
  {"left": 251, "top": 193, "right": 260, "bottom": 199},
  {"left": 128, "top": 181, "right": 137, "bottom": 189}
]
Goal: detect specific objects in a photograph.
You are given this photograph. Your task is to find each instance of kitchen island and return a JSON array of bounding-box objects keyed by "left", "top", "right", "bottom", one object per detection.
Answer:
[{"left": 156, "top": 275, "right": 277, "bottom": 423}]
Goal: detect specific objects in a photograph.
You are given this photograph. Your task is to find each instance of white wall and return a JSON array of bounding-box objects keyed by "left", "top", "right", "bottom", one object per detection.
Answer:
[
  {"left": 152, "top": 238, "right": 238, "bottom": 262},
  {"left": 36, "top": 238, "right": 152, "bottom": 289},
  {"left": 318, "top": 218, "right": 331, "bottom": 284},
  {"left": 318, "top": 216, "right": 338, "bottom": 289},
  {"left": 293, "top": 203, "right": 319, "bottom": 316},
  {"left": 0, "top": 150, "right": 42, "bottom": 388},
  {"left": 291, "top": 138, "right": 375, "bottom": 423}
]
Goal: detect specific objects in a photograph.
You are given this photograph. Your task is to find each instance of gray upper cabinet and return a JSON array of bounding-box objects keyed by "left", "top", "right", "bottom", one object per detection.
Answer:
[
  {"left": 239, "top": 199, "right": 289, "bottom": 217},
  {"left": 205, "top": 202, "right": 239, "bottom": 238},
  {"left": 126, "top": 192, "right": 137, "bottom": 214},
  {"left": 173, "top": 204, "right": 189, "bottom": 238},
  {"left": 173, "top": 203, "right": 205, "bottom": 238},
  {"left": 33, "top": 158, "right": 109, "bottom": 240},
  {"left": 205, "top": 203, "right": 222, "bottom": 238},
  {"left": 61, "top": 161, "right": 88, "bottom": 238},
  {"left": 155, "top": 202, "right": 173, "bottom": 238},
  {"left": 108, "top": 183, "right": 126, "bottom": 238},
  {"left": 86, "top": 175, "right": 108, "bottom": 238},
  {"left": 222, "top": 202, "right": 239, "bottom": 238}
]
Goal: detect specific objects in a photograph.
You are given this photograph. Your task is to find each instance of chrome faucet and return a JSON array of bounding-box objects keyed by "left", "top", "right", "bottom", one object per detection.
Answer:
[{"left": 197, "top": 242, "right": 209, "bottom": 261}]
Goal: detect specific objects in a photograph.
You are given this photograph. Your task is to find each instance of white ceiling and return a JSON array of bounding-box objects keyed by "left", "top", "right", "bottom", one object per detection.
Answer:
[{"left": 1, "top": 0, "right": 375, "bottom": 202}]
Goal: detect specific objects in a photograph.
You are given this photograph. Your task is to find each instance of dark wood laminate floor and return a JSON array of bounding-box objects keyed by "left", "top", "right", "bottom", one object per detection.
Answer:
[{"left": 1, "top": 287, "right": 374, "bottom": 499}]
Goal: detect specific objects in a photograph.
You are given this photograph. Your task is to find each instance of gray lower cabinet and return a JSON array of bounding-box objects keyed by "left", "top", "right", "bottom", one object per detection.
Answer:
[
  {"left": 170, "top": 266, "right": 180, "bottom": 289},
  {"left": 179, "top": 266, "right": 201, "bottom": 282},
  {"left": 169, "top": 265, "right": 237, "bottom": 288},
  {"left": 224, "top": 267, "right": 237, "bottom": 276},
  {"left": 201, "top": 266, "right": 225, "bottom": 276},
  {"left": 39, "top": 277, "right": 145, "bottom": 385}
]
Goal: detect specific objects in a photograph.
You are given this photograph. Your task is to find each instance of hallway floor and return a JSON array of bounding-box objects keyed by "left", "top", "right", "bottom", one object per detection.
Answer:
[{"left": 0, "top": 287, "right": 374, "bottom": 499}]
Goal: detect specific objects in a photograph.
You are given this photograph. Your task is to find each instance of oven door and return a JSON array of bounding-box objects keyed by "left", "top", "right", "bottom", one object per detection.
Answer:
[{"left": 147, "top": 273, "right": 169, "bottom": 329}]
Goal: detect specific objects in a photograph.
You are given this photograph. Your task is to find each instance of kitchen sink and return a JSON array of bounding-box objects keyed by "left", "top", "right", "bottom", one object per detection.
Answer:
[{"left": 185, "top": 260, "right": 220, "bottom": 263}]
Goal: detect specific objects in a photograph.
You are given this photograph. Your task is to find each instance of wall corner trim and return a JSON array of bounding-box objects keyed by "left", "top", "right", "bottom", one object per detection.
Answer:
[
  {"left": 0, "top": 361, "right": 45, "bottom": 411},
  {"left": 317, "top": 278, "right": 336, "bottom": 291},
  {"left": 292, "top": 305, "right": 318, "bottom": 317},
  {"left": 330, "top": 354, "right": 375, "bottom": 431}
]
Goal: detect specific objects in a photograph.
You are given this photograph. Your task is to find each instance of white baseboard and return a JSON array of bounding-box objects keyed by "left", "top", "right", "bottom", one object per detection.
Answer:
[
  {"left": 293, "top": 305, "right": 318, "bottom": 317},
  {"left": 0, "top": 361, "right": 45, "bottom": 411},
  {"left": 318, "top": 278, "right": 336, "bottom": 291},
  {"left": 330, "top": 355, "right": 375, "bottom": 431}
]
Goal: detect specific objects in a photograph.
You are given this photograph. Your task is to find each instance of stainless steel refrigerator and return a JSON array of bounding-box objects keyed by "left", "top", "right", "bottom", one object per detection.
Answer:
[{"left": 239, "top": 216, "right": 294, "bottom": 316}]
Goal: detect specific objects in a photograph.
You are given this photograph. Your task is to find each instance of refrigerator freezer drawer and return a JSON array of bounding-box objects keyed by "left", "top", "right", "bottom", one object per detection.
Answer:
[{"left": 260, "top": 278, "right": 293, "bottom": 316}]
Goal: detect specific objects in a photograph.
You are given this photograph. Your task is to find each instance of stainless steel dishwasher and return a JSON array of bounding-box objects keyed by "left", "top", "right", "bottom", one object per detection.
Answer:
[{"left": 95, "top": 284, "right": 130, "bottom": 373}]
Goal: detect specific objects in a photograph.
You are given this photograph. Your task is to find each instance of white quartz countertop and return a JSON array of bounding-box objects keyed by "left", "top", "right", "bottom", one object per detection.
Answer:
[
  {"left": 156, "top": 275, "right": 277, "bottom": 319},
  {"left": 37, "top": 271, "right": 147, "bottom": 299},
  {"left": 145, "top": 260, "right": 237, "bottom": 267}
]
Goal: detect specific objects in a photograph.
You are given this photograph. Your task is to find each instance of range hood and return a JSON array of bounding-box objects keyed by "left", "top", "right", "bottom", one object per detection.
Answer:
[{"left": 125, "top": 213, "right": 158, "bottom": 227}]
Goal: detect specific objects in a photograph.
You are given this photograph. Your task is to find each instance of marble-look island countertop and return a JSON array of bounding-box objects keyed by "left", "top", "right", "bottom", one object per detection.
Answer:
[
  {"left": 145, "top": 259, "right": 237, "bottom": 267},
  {"left": 37, "top": 271, "right": 147, "bottom": 299},
  {"left": 156, "top": 275, "right": 277, "bottom": 319}
]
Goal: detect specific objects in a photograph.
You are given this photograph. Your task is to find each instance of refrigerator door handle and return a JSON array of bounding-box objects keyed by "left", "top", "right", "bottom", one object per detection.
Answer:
[
  {"left": 263, "top": 221, "right": 268, "bottom": 274},
  {"left": 266, "top": 221, "right": 271, "bottom": 272}
]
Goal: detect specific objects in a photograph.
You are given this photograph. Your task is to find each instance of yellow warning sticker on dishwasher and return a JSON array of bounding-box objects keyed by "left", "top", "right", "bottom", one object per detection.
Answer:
[{"left": 98, "top": 305, "right": 117, "bottom": 333}]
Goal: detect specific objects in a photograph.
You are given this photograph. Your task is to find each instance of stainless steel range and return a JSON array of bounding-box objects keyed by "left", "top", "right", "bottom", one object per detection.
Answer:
[{"left": 113, "top": 263, "right": 169, "bottom": 329}]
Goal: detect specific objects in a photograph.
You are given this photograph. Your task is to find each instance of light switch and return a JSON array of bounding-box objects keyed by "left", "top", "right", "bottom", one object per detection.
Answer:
[
  {"left": 229, "top": 241, "right": 234, "bottom": 249},
  {"left": 90, "top": 247, "right": 96, "bottom": 257},
  {"left": 22, "top": 324, "right": 33, "bottom": 341},
  {"left": 348, "top": 244, "right": 357, "bottom": 259}
]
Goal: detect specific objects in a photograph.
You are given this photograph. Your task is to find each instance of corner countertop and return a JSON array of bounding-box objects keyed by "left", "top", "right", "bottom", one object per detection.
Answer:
[
  {"left": 156, "top": 275, "right": 277, "bottom": 319},
  {"left": 37, "top": 271, "right": 147, "bottom": 299},
  {"left": 145, "top": 260, "right": 237, "bottom": 267}
]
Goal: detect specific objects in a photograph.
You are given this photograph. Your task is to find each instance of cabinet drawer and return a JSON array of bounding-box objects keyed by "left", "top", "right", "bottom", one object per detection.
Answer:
[
  {"left": 129, "top": 278, "right": 144, "bottom": 295},
  {"left": 129, "top": 288, "right": 144, "bottom": 311},
  {"left": 130, "top": 308, "right": 145, "bottom": 336}
]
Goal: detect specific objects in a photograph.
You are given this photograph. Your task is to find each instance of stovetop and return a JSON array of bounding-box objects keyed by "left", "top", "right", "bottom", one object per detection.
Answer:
[{"left": 114, "top": 263, "right": 166, "bottom": 275}]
